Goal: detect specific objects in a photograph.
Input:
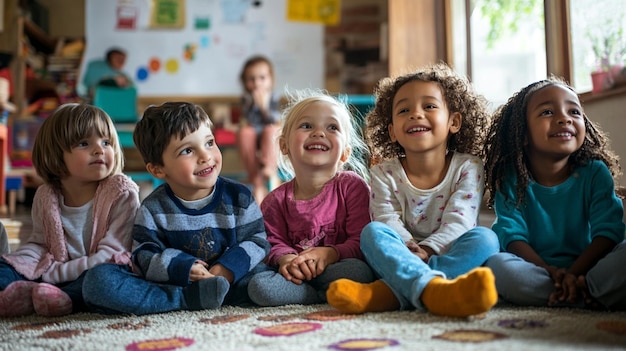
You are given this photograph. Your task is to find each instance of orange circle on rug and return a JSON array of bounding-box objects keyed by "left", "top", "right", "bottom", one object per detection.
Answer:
[
  {"left": 199, "top": 314, "right": 250, "bottom": 324},
  {"left": 126, "top": 337, "right": 194, "bottom": 351},
  {"left": 304, "top": 309, "right": 356, "bottom": 321},
  {"left": 596, "top": 320, "right": 626, "bottom": 335},
  {"left": 433, "top": 329, "right": 508, "bottom": 343},
  {"left": 329, "top": 338, "right": 399, "bottom": 350},
  {"left": 254, "top": 322, "right": 322, "bottom": 336}
]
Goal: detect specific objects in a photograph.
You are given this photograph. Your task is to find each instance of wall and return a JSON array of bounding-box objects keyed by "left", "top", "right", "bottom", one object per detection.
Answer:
[
  {"left": 81, "top": 0, "right": 324, "bottom": 97},
  {"left": 582, "top": 89, "right": 626, "bottom": 186},
  {"left": 36, "top": 0, "right": 84, "bottom": 38}
]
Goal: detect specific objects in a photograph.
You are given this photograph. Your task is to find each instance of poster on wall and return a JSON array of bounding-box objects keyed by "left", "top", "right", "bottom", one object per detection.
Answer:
[
  {"left": 80, "top": 0, "right": 324, "bottom": 97},
  {"left": 150, "top": 0, "right": 186, "bottom": 29},
  {"left": 286, "top": 0, "right": 341, "bottom": 25}
]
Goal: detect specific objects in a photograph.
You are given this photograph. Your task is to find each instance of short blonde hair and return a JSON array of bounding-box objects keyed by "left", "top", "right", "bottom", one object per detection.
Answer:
[
  {"left": 278, "top": 89, "right": 369, "bottom": 181},
  {"left": 32, "top": 103, "right": 123, "bottom": 190}
]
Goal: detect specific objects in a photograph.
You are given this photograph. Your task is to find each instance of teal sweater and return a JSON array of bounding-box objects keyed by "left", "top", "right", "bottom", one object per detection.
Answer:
[{"left": 493, "top": 160, "right": 625, "bottom": 268}]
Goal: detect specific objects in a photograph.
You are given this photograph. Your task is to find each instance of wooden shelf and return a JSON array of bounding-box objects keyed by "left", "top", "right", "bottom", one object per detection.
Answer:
[{"left": 23, "top": 19, "right": 57, "bottom": 55}]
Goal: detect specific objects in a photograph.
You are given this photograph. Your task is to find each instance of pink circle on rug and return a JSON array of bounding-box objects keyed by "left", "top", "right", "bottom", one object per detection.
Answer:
[
  {"left": 254, "top": 322, "right": 322, "bottom": 337},
  {"left": 126, "top": 337, "right": 194, "bottom": 351}
]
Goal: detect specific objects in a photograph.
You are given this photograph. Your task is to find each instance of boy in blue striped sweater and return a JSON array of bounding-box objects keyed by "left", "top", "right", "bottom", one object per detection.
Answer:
[{"left": 83, "top": 102, "right": 270, "bottom": 315}]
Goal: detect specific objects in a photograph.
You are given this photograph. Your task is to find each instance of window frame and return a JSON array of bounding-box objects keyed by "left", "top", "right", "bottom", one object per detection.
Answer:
[{"left": 444, "top": 0, "right": 572, "bottom": 88}]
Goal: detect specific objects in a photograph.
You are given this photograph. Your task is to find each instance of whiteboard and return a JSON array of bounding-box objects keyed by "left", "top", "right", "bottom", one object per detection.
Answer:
[{"left": 80, "top": 0, "right": 324, "bottom": 96}]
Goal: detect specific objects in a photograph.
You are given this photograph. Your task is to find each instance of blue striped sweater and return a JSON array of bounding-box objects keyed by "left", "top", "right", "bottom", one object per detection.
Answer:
[{"left": 131, "top": 177, "right": 269, "bottom": 285}]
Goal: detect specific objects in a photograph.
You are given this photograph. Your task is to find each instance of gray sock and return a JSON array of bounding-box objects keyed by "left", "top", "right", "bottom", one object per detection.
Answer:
[{"left": 184, "top": 276, "right": 229, "bottom": 310}]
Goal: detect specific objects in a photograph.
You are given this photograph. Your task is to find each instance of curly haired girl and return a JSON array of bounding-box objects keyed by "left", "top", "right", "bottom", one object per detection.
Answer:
[
  {"left": 327, "top": 63, "right": 500, "bottom": 317},
  {"left": 484, "top": 77, "right": 626, "bottom": 310}
]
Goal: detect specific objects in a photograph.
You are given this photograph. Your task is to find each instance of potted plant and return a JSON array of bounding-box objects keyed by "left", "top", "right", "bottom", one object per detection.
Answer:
[{"left": 589, "top": 26, "right": 626, "bottom": 93}]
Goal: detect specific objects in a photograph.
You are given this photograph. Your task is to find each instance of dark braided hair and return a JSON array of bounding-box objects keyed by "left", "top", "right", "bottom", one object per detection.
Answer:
[
  {"left": 366, "top": 63, "right": 490, "bottom": 163},
  {"left": 484, "top": 76, "right": 621, "bottom": 208}
]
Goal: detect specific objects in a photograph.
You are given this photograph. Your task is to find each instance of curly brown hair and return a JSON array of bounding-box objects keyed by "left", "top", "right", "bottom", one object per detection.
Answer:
[
  {"left": 484, "top": 76, "right": 621, "bottom": 208},
  {"left": 365, "top": 63, "right": 490, "bottom": 163}
]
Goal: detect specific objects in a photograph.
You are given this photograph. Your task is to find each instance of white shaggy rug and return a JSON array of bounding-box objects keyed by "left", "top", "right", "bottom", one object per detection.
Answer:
[{"left": 1, "top": 303, "right": 625, "bottom": 351}]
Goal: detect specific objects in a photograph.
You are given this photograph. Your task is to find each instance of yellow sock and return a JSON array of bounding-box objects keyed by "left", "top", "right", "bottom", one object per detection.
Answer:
[
  {"left": 421, "top": 267, "right": 497, "bottom": 317},
  {"left": 327, "top": 279, "right": 400, "bottom": 314}
]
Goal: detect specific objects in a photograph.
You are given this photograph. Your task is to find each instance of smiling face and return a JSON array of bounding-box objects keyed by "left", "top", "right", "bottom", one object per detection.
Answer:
[
  {"left": 62, "top": 132, "right": 115, "bottom": 187},
  {"left": 280, "top": 101, "right": 349, "bottom": 176},
  {"left": 525, "top": 84, "right": 586, "bottom": 164},
  {"left": 147, "top": 123, "right": 222, "bottom": 201},
  {"left": 388, "top": 80, "right": 461, "bottom": 156}
]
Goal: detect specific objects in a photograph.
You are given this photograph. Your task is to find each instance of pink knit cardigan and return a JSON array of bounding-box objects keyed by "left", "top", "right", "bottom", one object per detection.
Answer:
[{"left": 2, "top": 173, "right": 139, "bottom": 283}]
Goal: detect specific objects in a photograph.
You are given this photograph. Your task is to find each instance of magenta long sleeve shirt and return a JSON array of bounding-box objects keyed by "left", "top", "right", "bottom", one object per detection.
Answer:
[{"left": 261, "top": 171, "right": 371, "bottom": 267}]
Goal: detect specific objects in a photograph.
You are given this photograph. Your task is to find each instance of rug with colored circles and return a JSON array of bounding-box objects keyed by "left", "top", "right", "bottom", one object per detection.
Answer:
[{"left": 1, "top": 303, "right": 625, "bottom": 351}]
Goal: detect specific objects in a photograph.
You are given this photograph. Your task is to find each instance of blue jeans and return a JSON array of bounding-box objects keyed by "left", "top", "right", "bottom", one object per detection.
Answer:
[
  {"left": 486, "top": 240, "right": 626, "bottom": 309},
  {"left": 83, "top": 263, "right": 264, "bottom": 315},
  {"left": 361, "top": 222, "right": 499, "bottom": 310},
  {"left": 0, "top": 259, "right": 87, "bottom": 312}
]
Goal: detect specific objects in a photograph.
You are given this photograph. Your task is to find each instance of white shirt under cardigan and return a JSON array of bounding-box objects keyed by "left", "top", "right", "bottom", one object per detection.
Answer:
[{"left": 368, "top": 152, "right": 484, "bottom": 255}]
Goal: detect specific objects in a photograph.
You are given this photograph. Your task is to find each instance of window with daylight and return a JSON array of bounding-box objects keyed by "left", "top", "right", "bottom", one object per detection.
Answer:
[{"left": 449, "top": 0, "right": 626, "bottom": 109}]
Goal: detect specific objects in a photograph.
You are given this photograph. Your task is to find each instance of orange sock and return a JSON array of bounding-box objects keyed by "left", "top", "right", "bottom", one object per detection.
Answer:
[
  {"left": 421, "top": 267, "right": 497, "bottom": 317},
  {"left": 327, "top": 279, "right": 400, "bottom": 314}
]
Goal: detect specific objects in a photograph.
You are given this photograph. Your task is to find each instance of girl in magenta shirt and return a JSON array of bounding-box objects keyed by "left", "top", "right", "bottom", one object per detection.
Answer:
[{"left": 247, "top": 90, "right": 375, "bottom": 306}]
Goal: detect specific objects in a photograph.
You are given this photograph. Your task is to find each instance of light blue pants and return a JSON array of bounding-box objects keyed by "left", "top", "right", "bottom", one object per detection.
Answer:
[
  {"left": 361, "top": 222, "right": 500, "bottom": 310},
  {"left": 486, "top": 240, "right": 626, "bottom": 309},
  {"left": 247, "top": 258, "right": 375, "bottom": 306}
]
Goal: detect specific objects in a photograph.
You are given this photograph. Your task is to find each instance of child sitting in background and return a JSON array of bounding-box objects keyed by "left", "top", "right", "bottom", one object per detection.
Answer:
[
  {"left": 484, "top": 77, "right": 626, "bottom": 310},
  {"left": 0, "top": 103, "right": 140, "bottom": 317},
  {"left": 327, "top": 63, "right": 500, "bottom": 317},
  {"left": 83, "top": 102, "right": 270, "bottom": 315},
  {"left": 237, "top": 55, "right": 282, "bottom": 203},
  {"left": 247, "top": 90, "right": 375, "bottom": 306}
]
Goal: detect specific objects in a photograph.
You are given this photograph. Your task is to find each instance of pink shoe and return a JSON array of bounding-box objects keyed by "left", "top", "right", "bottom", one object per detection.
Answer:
[
  {"left": 32, "top": 283, "right": 72, "bottom": 317},
  {"left": 0, "top": 281, "right": 38, "bottom": 317}
]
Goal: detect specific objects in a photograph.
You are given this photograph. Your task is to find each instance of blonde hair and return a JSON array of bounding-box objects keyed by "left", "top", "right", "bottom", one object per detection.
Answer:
[
  {"left": 278, "top": 89, "right": 369, "bottom": 181},
  {"left": 32, "top": 103, "right": 123, "bottom": 190}
]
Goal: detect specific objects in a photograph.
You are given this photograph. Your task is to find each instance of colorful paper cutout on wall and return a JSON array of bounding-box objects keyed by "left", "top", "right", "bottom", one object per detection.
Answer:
[
  {"left": 117, "top": 5, "right": 138, "bottom": 30},
  {"left": 136, "top": 67, "right": 149, "bottom": 82},
  {"left": 199, "top": 36, "right": 210, "bottom": 48},
  {"left": 149, "top": 58, "right": 161, "bottom": 72},
  {"left": 194, "top": 17, "right": 210, "bottom": 29},
  {"left": 220, "top": 0, "right": 250, "bottom": 24},
  {"left": 165, "top": 59, "right": 179, "bottom": 73},
  {"left": 287, "top": 0, "right": 340, "bottom": 25},
  {"left": 183, "top": 43, "right": 197, "bottom": 61},
  {"left": 150, "top": 0, "right": 186, "bottom": 29}
]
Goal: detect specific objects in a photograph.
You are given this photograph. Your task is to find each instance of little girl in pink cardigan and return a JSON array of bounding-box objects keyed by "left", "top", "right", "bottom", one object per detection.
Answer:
[{"left": 0, "top": 103, "right": 139, "bottom": 317}]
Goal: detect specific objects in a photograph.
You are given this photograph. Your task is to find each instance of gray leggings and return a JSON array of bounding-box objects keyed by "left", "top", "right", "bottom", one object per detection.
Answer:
[
  {"left": 247, "top": 258, "right": 375, "bottom": 306},
  {"left": 486, "top": 240, "right": 626, "bottom": 310},
  {"left": 0, "top": 224, "right": 8, "bottom": 255}
]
